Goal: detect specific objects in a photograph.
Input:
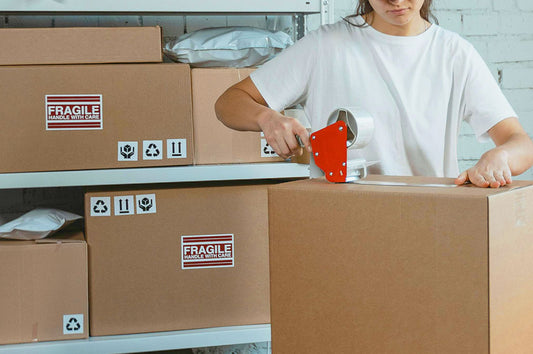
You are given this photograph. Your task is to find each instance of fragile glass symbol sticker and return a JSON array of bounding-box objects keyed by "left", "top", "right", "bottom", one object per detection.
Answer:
[
  {"left": 136, "top": 194, "right": 156, "bottom": 214},
  {"left": 90, "top": 197, "right": 111, "bottom": 217},
  {"left": 143, "top": 140, "right": 163, "bottom": 160},
  {"left": 118, "top": 141, "right": 138, "bottom": 161},
  {"left": 167, "top": 139, "right": 187, "bottom": 159},
  {"left": 114, "top": 195, "right": 135, "bottom": 216},
  {"left": 63, "top": 314, "right": 84, "bottom": 335}
]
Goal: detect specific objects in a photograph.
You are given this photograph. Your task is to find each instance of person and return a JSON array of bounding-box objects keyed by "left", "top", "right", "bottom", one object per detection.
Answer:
[{"left": 215, "top": 0, "right": 533, "bottom": 188}]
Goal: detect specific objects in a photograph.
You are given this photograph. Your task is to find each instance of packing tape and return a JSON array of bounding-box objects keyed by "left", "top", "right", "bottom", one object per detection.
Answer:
[
  {"left": 352, "top": 180, "right": 458, "bottom": 188},
  {"left": 327, "top": 107, "right": 374, "bottom": 149}
]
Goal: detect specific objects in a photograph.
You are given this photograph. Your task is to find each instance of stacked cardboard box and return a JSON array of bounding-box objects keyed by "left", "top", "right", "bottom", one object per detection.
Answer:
[
  {"left": 191, "top": 68, "right": 285, "bottom": 165},
  {"left": 84, "top": 182, "right": 272, "bottom": 336},
  {"left": 0, "top": 26, "right": 193, "bottom": 173},
  {"left": 268, "top": 175, "right": 533, "bottom": 353},
  {"left": 0, "top": 230, "right": 88, "bottom": 344}
]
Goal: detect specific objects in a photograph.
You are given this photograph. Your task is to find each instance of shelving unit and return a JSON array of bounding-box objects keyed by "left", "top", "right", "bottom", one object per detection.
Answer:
[{"left": 0, "top": 1, "right": 333, "bottom": 352}]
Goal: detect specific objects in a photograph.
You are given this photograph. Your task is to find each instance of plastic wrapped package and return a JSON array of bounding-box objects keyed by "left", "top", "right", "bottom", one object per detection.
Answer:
[
  {"left": 0, "top": 208, "right": 82, "bottom": 240},
  {"left": 164, "top": 26, "right": 293, "bottom": 68}
]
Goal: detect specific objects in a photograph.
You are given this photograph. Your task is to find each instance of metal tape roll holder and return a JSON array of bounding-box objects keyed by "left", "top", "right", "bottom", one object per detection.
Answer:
[{"left": 310, "top": 107, "right": 374, "bottom": 182}]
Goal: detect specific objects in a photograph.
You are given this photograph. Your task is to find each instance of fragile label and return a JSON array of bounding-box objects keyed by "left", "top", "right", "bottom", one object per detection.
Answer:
[
  {"left": 136, "top": 194, "right": 156, "bottom": 214},
  {"left": 118, "top": 141, "right": 138, "bottom": 161},
  {"left": 63, "top": 314, "right": 84, "bottom": 335},
  {"left": 181, "top": 234, "right": 234, "bottom": 269},
  {"left": 46, "top": 94, "right": 103, "bottom": 130}
]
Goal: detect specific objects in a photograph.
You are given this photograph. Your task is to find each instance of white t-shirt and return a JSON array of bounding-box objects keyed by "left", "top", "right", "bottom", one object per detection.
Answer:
[{"left": 250, "top": 17, "right": 517, "bottom": 177}]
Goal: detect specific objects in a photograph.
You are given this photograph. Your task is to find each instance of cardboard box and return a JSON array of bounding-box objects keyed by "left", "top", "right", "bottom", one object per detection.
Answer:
[
  {"left": 84, "top": 182, "right": 272, "bottom": 336},
  {"left": 0, "top": 63, "right": 193, "bottom": 173},
  {"left": 269, "top": 175, "right": 533, "bottom": 354},
  {"left": 0, "top": 27, "right": 162, "bottom": 66},
  {"left": 191, "top": 68, "right": 285, "bottom": 164},
  {"left": 0, "top": 229, "right": 88, "bottom": 344}
]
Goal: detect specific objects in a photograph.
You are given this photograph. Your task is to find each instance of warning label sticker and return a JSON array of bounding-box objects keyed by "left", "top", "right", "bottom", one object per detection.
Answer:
[
  {"left": 63, "top": 314, "right": 84, "bottom": 335},
  {"left": 261, "top": 138, "right": 278, "bottom": 157},
  {"left": 90, "top": 197, "right": 111, "bottom": 217},
  {"left": 167, "top": 139, "right": 187, "bottom": 159},
  {"left": 46, "top": 94, "right": 103, "bottom": 130},
  {"left": 181, "top": 234, "right": 234, "bottom": 269}
]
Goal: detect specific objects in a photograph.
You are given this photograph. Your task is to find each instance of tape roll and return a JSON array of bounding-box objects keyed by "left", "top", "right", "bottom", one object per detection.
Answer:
[{"left": 327, "top": 107, "right": 374, "bottom": 149}]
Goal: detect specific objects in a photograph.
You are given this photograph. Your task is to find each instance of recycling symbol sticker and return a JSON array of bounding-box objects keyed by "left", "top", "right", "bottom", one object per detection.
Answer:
[
  {"left": 136, "top": 194, "right": 157, "bottom": 214},
  {"left": 143, "top": 140, "right": 163, "bottom": 160},
  {"left": 90, "top": 197, "right": 111, "bottom": 216},
  {"left": 63, "top": 314, "right": 84, "bottom": 335},
  {"left": 118, "top": 141, "right": 138, "bottom": 161}
]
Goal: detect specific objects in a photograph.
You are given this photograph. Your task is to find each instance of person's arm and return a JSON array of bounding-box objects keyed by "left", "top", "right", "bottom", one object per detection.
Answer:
[
  {"left": 455, "top": 117, "right": 533, "bottom": 188},
  {"left": 215, "top": 76, "right": 311, "bottom": 159}
]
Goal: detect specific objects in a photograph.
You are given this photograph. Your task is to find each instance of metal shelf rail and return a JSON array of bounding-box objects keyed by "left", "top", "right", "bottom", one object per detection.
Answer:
[
  {"left": 0, "top": 163, "right": 310, "bottom": 189},
  {"left": 0, "top": 0, "right": 332, "bottom": 22},
  {"left": 0, "top": 324, "right": 271, "bottom": 354}
]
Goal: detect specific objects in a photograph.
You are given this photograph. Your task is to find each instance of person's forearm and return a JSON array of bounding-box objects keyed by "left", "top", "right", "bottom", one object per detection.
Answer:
[
  {"left": 491, "top": 132, "right": 533, "bottom": 175},
  {"left": 215, "top": 87, "right": 272, "bottom": 132}
]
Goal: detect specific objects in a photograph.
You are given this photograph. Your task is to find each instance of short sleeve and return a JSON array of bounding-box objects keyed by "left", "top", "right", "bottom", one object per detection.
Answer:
[
  {"left": 462, "top": 45, "right": 517, "bottom": 142},
  {"left": 250, "top": 29, "right": 318, "bottom": 112}
]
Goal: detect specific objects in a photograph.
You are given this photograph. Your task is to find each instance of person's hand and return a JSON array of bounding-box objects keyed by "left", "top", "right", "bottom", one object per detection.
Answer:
[
  {"left": 258, "top": 110, "right": 312, "bottom": 159},
  {"left": 455, "top": 148, "right": 512, "bottom": 188}
]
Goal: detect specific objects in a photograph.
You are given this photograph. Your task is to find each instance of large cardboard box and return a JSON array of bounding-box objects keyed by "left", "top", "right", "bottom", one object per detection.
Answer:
[
  {"left": 191, "top": 68, "right": 285, "bottom": 164},
  {"left": 269, "top": 175, "right": 533, "bottom": 354},
  {"left": 84, "top": 182, "right": 272, "bottom": 336},
  {"left": 0, "top": 230, "right": 88, "bottom": 344},
  {"left": 0, "top": 63, "right": 193, "bottom": 173},
  {"left": 0, "top": 27, "right": 162, "bottom": 66}
]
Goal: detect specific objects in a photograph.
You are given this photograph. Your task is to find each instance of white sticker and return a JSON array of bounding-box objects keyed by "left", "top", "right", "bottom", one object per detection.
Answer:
[
  {"left": 167, "top": 139, "right": 187, "bottom": 159},
  {"left": 114, "top": 196, "right": 135, "bottom": 216},
  {"left": 136, "top": 194, "right": 156, "bottom": 214},
  {"left": 143, "top": 140, "right": 163, "bottom": 160},
  {"left": 63, "top": 314, "right": 84, "bottom": 335},
  {"left": 90, "top": 197, "right": 111, "bottom": 216},
  {"left": 46, "top": 94, "right": 103, "bottom": 131},
  {"left": 181, "top": 234, "right": 234, "bottom": 270},
  {"left": 118, "top": 141, "right": 138, "bottom": 161},
  {"left": 261, "top": 138, "right": 278, "bottom": 157}
]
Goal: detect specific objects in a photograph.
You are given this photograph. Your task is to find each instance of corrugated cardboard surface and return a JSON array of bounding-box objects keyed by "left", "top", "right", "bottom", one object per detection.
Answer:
[
  {"left": 0, "top": 230, "right": 88, "bottom": 345},
  {"left": 85, "top": 182, "right": 272, "bottom": 336},
  {"left": 191, "top": 68, "right": 285, "bottom": 164},
  {"left": 489, "top": 187, "right": 533, "bottom": 353},
  {"left": 0, "top": 27, "right": 162, "bottom": 65},
  {"left": 269, "top": 176, "right": 533, "bottom": 353},
  {"left": 0, "top": 63, "right": 193, "bottom": 173}
]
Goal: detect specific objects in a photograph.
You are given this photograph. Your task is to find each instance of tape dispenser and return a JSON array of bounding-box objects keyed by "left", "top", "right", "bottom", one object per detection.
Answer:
[{"left": 310, "top": 107, "right": 375, "bottom": 183}]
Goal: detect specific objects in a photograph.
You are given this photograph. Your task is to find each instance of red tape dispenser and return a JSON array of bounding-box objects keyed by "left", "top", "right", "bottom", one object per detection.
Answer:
[{"left": 310, "top": 107, "right": 374, "bottom": 183}]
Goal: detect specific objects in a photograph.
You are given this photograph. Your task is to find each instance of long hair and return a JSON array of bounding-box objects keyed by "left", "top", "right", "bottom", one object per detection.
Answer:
[{"left": 344, "top": 0, "right": 438, "bottom": 26}]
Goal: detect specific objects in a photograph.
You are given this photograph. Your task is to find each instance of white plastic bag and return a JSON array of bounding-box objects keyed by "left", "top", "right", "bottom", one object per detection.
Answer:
[
  {"left": 164, "top": 26, "right": 293, "bottom": 68},
  {"left": 0, "top": 208, "right": 82, "bottom": 240}
]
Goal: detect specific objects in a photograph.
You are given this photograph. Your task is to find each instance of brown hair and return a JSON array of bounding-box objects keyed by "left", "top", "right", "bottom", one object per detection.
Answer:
[{"left": 345, "top": 0, "right": 438, "bottom": 26}]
